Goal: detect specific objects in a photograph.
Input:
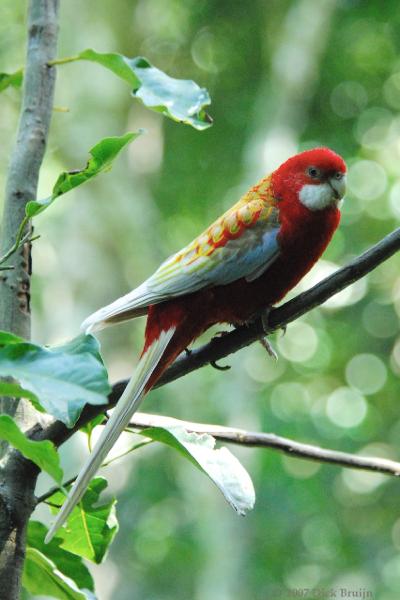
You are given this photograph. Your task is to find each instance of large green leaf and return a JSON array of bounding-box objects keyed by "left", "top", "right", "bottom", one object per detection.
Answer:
[
  {"left": 23, "top": 548, "right": 90, "bottom": 600},
  {"left": 27, "top": 521, "right": 94, "bottom": 593},
  {"left": 0, "top": 415, "right": 62, "bottom": 482},
  {"left": 141, "top": 425, "right": 255, "bottom": 515},
  {"left": 0, "top": 334, "right": 110, "bottom": 427},
  {"left": 0, "top": 69, "right": 23, "bottom": 92},
  {"left": 26, "top": 131, "right": 141, "bottom": 217},
  {"left": 75, "top": 51, "right": 212, "bottom": 130},
  {"left": 49, "top": 477, "right": 118, "bottom": 563}
]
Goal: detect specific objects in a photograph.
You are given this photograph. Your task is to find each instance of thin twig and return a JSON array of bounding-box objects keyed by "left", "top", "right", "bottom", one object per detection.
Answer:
[
  {"left": 36, "top": 439, "right": 153, "bottom": 505},
  {"left": 0, "top": 216, "right": 29, "bottom": 266},
  {"left": 31, "top": 226, "right": 400, "bottom": 447},
  {"left": 128, "top": 413, "right": 400, "bottom": 478},
  {"left": 36, "top": 475, "right": 76, "bottom": 505}
]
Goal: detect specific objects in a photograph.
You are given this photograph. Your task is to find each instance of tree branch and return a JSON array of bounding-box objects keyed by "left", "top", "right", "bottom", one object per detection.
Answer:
[
  {"left": 128, "top": 413, "right": 400, "bottom": 478},
  {"left": 35, "top": 411, "right": 400, "bottom": 507},
  {"left": 32, "top": 225, "right": 400, "bottom": 447}
]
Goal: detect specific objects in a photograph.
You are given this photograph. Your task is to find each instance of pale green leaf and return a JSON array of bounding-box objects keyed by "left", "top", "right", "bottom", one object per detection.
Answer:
[
  {"left": 0, "top": 334, "right": 110, "bottom": 427},
  {"left": 0, "top": 415, "right": 62, "bottom": 482},
  {"left": 141, "top": 425, "right": 255, "bottom": 515},
  {"left": 2, "top": 53, "right": 213, "bottom": 129},
  {"left": 76, "top": 50, "right": 212, "bottom": 130}
]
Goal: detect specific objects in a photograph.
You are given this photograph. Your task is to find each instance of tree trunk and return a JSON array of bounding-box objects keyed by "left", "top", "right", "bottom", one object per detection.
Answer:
[{"left": 0, "top": 1, "right": 59, "bottom": 597}]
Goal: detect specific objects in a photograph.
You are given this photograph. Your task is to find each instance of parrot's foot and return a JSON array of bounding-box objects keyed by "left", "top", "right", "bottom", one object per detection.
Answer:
[
  {"left": 259, "top": 336, "right": 278, "bottom": 361},
  {"left": 208, "top": 330, "right": 232, "bottom": 370},
  {"left": 259, "top": 308, "right": 278, "bottom": 359},
  {"left": 184, "top": 347, "right": 192, "bottom": 356}
]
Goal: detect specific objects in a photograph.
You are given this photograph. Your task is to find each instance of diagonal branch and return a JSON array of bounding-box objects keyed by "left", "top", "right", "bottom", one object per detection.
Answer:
[{"left": 32, "top": 226, "right": 400, "bottom": 447}]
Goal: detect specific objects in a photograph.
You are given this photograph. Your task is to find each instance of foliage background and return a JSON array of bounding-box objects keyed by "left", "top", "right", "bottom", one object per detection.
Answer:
[{"left": 2, "top": 0, "right": 400, "bottom": 598}]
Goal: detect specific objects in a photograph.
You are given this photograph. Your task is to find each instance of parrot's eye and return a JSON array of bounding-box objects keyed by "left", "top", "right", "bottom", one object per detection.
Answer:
[
  {"left": 334, "top": 171, "right": 343, "bottom": 180},
  {"left": 307, "top": 167, "right": 321, "bottom": 179}
]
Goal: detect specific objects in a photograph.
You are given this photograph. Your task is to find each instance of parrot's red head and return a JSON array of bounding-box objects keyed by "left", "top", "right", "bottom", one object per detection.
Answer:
[{"left": 272, "top": 147, "right": 347, "bottom": 212}]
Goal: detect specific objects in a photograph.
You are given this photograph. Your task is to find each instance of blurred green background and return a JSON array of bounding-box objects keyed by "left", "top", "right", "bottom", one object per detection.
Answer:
[{"left": 2, "top": 0, "right": 400, "bottom": 598}]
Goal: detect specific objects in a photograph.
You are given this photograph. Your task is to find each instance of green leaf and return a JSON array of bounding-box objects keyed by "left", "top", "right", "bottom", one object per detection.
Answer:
[
  {"left": 78, "top": 49, "right": 140, "bottom": 87},
  {"left": 0, "top": 415, "right": 62, "bottom": 482},
  {"left": 131, "top": 56, "right": 212, "bottom": 130},
  {"left": 80, "top": 414, "right": 105, "bottom": 436},
  {"left": 26, "top": 131, "right": 141, "bottom": 217},
  {"left": 23, "top": 548, "right": 90, "bottom": 600},
  {"left": 0, "top": 69, "right": 23, "bottom": 92},
  {"left": 49, "top": 477, "right": 118, "bottom": 564},
  {"left": 141, "top": 425, "right": 255, "bottom": 515},
  {"left": 27, "top": 521, "right": 94, "bottom": 593},
  {"left": 0, "top": 381, "right": 41, "bottom": 407},
  {"left": 76, "top": 50, "right": 212, "bottom": 130},
  {"left": 0, "top": 333, "right": 110, "bottom": 427},
  {"left": 0, "top": 330, "right": 25, "bottom": 345}
]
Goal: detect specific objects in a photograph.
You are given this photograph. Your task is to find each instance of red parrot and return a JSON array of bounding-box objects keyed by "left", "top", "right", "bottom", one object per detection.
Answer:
[{"left": 46, "top": 146, "right": 346, "bottom": 542}]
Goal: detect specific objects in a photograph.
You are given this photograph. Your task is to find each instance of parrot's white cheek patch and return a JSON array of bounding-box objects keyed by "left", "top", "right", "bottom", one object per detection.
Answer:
[{"left": 299, "top": 183, "right": 334, "bottom": 211}]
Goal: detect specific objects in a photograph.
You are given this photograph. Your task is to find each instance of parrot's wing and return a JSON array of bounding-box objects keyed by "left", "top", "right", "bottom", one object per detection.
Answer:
[
  {"left": 149, "top": 212, "right": 280, "bottom": 294},
  {"left": 82, "top": 188, "right": 280, "bottom": 332}
]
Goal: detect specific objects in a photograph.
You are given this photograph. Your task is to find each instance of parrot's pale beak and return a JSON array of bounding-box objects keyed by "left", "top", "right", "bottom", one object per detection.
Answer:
[{"left": 329, "top": 174, "right": 346, "bottom": 201}]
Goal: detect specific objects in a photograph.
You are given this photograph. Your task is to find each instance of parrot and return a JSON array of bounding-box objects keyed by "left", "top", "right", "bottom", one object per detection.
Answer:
[{"left": 45, "top": 146, "right": 346, "bottom": 543}]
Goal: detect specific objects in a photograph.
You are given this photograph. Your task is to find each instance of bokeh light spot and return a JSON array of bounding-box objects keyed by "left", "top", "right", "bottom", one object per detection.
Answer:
[
  {"left": 347, "top": 160, "right": 387, "bottom": 201},
  {"left": 270, "top": 381, "right": 311, "bottom": 420},
  {"left": 345, "top": 353, "right": 387, "bottom": 395},
  {"left": 277, "top": 321, "right": 318, "bottom": 362},
  {"left": 384, "top": 72, "right": 400, "bottom": 110},
  {"left": 330, "top": 81, "right": 367, "bottom": 119},
  {"left": 326, "top": 387, "right": 367, "bottom": 428}
]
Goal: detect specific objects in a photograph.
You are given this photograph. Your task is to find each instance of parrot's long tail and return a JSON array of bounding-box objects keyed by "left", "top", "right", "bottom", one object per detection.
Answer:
[{"left": 44, "top": 326, "right": 176, "bottom": 544}]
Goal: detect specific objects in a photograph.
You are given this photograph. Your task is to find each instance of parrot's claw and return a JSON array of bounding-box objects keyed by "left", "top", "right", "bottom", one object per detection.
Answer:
[
  {"left": 261, "top": 306, "right": 286, "bottom": 339},
  {"left": 210, "top": 360, "right": 231, "bottom": 371},
  {"left": 260, "top": 306, "right": 273, "bottom": 334},
  {"left": 259, "top": 337, "right": 278, "bottom": 361},
  {"left": 184, "top": 347, "right": 192, "bottom": 356}
]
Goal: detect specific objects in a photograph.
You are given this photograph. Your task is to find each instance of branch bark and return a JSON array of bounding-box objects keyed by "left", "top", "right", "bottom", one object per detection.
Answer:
[
  {"left": 35, "top": 411, "right": 400, "bottom": 508},
  {"left": 0, "top": 1, "right": 59, "bottom": 597},
  {"left": 32, "top": 225, "right": 400, "bottom": 447},
  {"left": 129, "top": 413, "right": 400, "bottom": 478}
]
